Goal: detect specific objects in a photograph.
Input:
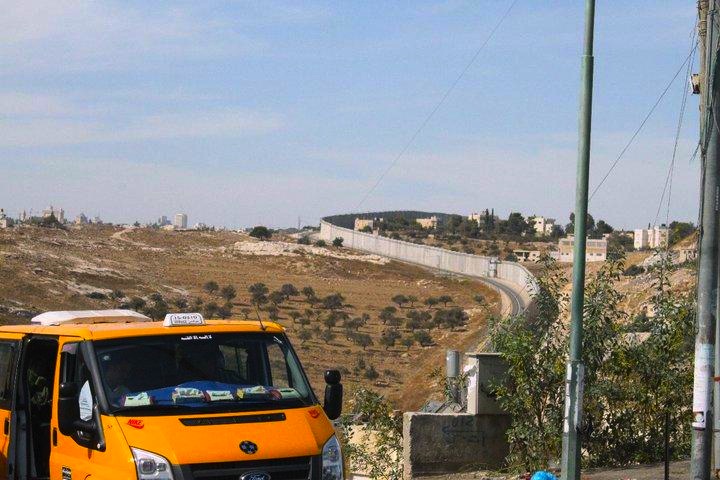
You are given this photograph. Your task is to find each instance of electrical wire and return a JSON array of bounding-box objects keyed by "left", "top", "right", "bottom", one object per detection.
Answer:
[
  {"left": 353, "top": 0, "right": 521, "bottom": 212},
  {"left": 589, "top": 43, "right": 698, "bottom": 202},
  {"left": 654, "top": 30, "right": 697, "bottom": 228}
]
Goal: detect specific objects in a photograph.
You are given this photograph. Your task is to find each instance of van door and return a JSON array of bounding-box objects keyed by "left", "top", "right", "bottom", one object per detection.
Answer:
[{"left": 0, "top": 333, "right": 22, "bottom": 480}]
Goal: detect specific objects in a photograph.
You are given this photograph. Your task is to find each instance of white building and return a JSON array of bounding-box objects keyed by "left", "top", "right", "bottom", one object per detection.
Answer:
[
  {"left": 532, "top": 216, "right": 556, "bottom": 236},
  {"left": 0, "top": 209, "right": 13, "bottom": 229},
  {"left": 174, "top": 213, "right": 188, "bottom": 229},
  {"left": 75, "top": 213, "right": 89, "bottom": 225},
  {"left": 416, "top": 216, "right": 439, "bottom": 230},
  {"left": 513, "top": 249, "right": 541, "bottom": 263},
  {"left": 558, "top": 236, "right": 607, "bottom": 263},
  {"left": 354, "top": 218, "right": 377, "bottom": 231},
  {"left": 634, "top": 225, "right": 668, "bottom": 250},
  {"left": 42, "top": 206, "right": 65, "bottom": 223}
]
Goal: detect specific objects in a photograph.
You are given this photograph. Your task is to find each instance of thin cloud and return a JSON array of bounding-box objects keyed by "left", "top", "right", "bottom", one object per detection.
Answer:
[{"left": 0, "top": 109, "right": 283, "bottom": 147}]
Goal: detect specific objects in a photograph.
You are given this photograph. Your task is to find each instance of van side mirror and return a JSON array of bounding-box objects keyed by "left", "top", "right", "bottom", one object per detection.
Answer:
[
  {"left": 58, "top": 382, "right": 79, "bottom": 436},
  {"left": 323, "top": 370, "right": 343, "bottom": 420},
  {"left": 58, "top": 382, "right": 104, "bottom": 451}
]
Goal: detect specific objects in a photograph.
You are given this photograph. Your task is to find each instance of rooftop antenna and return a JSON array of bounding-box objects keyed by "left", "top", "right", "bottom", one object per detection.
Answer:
[{"left": 253, "top": 305, "right": 267, "bottom": 331}]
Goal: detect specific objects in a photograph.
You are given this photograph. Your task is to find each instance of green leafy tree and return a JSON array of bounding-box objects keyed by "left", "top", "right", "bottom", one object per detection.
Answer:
[
  {"left": 401, "top": 336, "right": 415, "bottom": 350},
  {"left": 280, "top": 283, "right": 299, "bottom": 300},
  {"left": 249, "top": 226, "right": 272, "bottom": 240},
  {"left": 413, "top": 330, "right": 433, "bottom": 346},
  {"left": 129, "top": 296, "right": 147, "bottom": 311},
  {"left": 437, "top": 295, "right": 453, "bottom": 307},
  {"left": 490, "top": 255, "right": 567, "bottom": 470},
  {"left": 353, "top": 333, "right": 373, "bottom": 350},
  {"left": 298, "top": 328, "right": 312, "bottom": 344},
  {"left": 203, "top": 281, "right": 219, "bottom": 296},
  {"left": 301, "top": 287, "right": 317, "bottom": 305},
  {"left": 217, "top": 303, "right": 233, "bottom": 319},
  {"left": 219, "top": 285, "right": 236, "bottom": 303},
  {"left": 391, "top": 294, "right": 408, "bottom": 308},
  {"left": 269, "top": 290, "right": 285, "bottom": 306},
  {"left": 424, "top": 297, "right": 439, "bottom": 308},
  {"left": 321, "top": 293, "right": 344, "bottom": 310},
  {"left": 378, "top": 306, "right": 397, "bottom": 325},
  {"left": 203, "top": 301, "right": 220, "bottom": 319},
  {"left": 406, "top": 295, "right": 418, "bottom": 308},
  {"left": 171, "top": 297, "right": 189, "bottom": 311}
]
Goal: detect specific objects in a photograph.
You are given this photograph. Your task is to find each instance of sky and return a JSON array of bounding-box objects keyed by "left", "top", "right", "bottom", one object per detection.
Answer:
[{"left": 0, "top": 0, "right": 701, "bottom": 229}]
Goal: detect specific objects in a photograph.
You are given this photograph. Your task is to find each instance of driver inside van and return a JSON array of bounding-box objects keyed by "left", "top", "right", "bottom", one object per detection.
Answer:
[{"left": 101, "top": 353, "right": 133, "bottom": 405}]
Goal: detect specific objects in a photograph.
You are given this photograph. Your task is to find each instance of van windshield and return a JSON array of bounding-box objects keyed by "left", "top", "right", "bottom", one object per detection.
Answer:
[{"left": 94, "top": 332, "right": 315, "bottom": 414}]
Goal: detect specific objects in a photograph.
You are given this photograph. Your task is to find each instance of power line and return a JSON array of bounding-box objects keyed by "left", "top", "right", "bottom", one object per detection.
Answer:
[
  {"left": 589, "top": 43, "right": 698, "bottom": 201},
  {"left": 353, "top": 0, "right": 521, "bottom": 212},
  {"left": 654, "top": 30, "right": 697, "bottom": 228}
]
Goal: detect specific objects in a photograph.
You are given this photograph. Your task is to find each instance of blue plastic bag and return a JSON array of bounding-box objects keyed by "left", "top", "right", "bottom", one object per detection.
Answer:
[{"left": 530, "top": 472, "right": 557, "bottom": 480}]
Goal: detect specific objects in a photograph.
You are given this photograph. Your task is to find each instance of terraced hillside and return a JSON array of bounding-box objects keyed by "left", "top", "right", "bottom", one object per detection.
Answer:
[{"left": 0, "top": 225, "right": 500, "bottom": 410}]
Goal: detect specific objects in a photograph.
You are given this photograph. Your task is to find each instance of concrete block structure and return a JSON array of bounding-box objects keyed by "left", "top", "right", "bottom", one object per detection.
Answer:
[
  {"left": 558, "top": 235, "right": 607, "bottom": 262},
  {"left": 402, "top": 353, "right": 511, "bottom": 478}
]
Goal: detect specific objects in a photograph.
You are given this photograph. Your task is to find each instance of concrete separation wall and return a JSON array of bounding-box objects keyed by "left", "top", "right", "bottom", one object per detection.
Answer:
[
  {"left": 403, "top": 412, "right": 511, "bottom": 478},
  {"left": 319, "top": 220, "right": 536, "bottom": 307}
]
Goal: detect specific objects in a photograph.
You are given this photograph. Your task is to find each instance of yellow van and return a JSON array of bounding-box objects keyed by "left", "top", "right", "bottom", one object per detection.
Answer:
[{"left": 0, "top": 310, "right": 344, "bottom": 480}]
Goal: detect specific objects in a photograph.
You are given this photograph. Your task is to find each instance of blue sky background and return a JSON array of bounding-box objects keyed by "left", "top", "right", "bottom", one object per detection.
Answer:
[{"left": 0, "top": 1, "right": 701, "bottom": 229}]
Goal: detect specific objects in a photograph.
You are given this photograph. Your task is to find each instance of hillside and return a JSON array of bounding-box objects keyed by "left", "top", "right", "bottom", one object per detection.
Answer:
[{"left": 0, "top": 225, "right": 501, "bottom": 410}]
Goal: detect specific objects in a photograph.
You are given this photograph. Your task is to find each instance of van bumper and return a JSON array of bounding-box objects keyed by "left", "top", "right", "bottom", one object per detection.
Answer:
[{"left": 171, "top": 454, "right": 322, "bottom": 479}]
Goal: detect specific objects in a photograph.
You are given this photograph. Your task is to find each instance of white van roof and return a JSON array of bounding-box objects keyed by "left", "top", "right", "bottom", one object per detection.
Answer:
[{"left": 31, "top": 309, "right": 151, "bottom": 326}]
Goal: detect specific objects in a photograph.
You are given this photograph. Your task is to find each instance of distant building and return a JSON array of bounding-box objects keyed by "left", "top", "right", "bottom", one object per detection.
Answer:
[
  {"left": 513, "top": 249, "right": 541, "bottom": 263},
  {"left": 19, "top": 210, "right": 27, "bottom": 223},
  {"left": 634, "top": 225, "right": 668, "bottom": 250},
  {"left": 468, "top": 209, "right": 499, "bottom": 225},
  {"left": 416, "top": 216, "right": 439, "bottom": 230},
  {"left": 558, "top": 235, "right": 607, "bottom": 263},
  {"left": 174, "top": 213, "right": 188, "bottom": 229},
  {"left": 157, "top": 215, "right": 171, "bottom": 227},
  {"left": 0, "top": 209, "right": 13, "bottom": 229},
  {"left": 532, "top": 216, "right": 556, "bottom": 236},
  {"left": 354, "top": 218, "right": 377, "bottom": 231},
  {"left": 42, "top": 206, "right": 65, "bottom": 223},
  {"left": 75, "top": 213, "right": 89, "bottom": 225}
]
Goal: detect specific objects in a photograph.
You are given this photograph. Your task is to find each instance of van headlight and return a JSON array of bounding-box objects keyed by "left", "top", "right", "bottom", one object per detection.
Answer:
[
  {"left": 131, "top": 447, "right": 174, "bottom": 480},
  {"left": 322, "top": 435, "right": 344, "bottom": 480}
]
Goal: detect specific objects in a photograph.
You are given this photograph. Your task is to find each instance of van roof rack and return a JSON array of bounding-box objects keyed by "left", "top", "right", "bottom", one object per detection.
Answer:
[{"left": 31, "top": 309, "right": 151, "bottom": 326}]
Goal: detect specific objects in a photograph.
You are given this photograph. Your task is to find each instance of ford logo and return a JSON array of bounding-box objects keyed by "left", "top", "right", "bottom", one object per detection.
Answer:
[
  {"left": 239, "top": 440, "right": 258, "bottom": 454},
  {"left": 240, "top": 472, "right": 271, "bottom": 480}
]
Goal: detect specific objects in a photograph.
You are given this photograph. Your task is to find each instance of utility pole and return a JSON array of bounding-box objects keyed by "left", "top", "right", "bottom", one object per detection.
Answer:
[
  {"left": 560, "top": 1, "right": 595, "bottom": 479},
  {"left": 694, "top": 1, "right": 720, "bottom": 478}
]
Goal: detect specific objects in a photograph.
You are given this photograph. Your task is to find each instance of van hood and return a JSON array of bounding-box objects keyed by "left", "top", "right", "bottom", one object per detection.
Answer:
[{"left": 112, "top": 406, "right": 335, "bottom": 465}]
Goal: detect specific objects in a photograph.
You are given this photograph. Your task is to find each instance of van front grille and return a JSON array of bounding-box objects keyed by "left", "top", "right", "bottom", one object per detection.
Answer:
[{"left": 178, "top": 455, "right": 320, "bottom": 480}]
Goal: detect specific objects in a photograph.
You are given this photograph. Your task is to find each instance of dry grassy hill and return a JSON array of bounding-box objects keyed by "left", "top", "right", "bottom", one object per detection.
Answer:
[{"left": 0, "top": 225, "right": 501, "bottom": 410}]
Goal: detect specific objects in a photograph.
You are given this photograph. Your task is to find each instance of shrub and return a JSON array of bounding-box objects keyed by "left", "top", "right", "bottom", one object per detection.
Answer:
[
  {"left": 332, "top": 237, "right": 344, "bottom": 247},
  {"left": 249, "top": 226, "right": 272, "bottom": 240},
  {"left": 314, "top": 239, "right": 327, "bottom": 247}
]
